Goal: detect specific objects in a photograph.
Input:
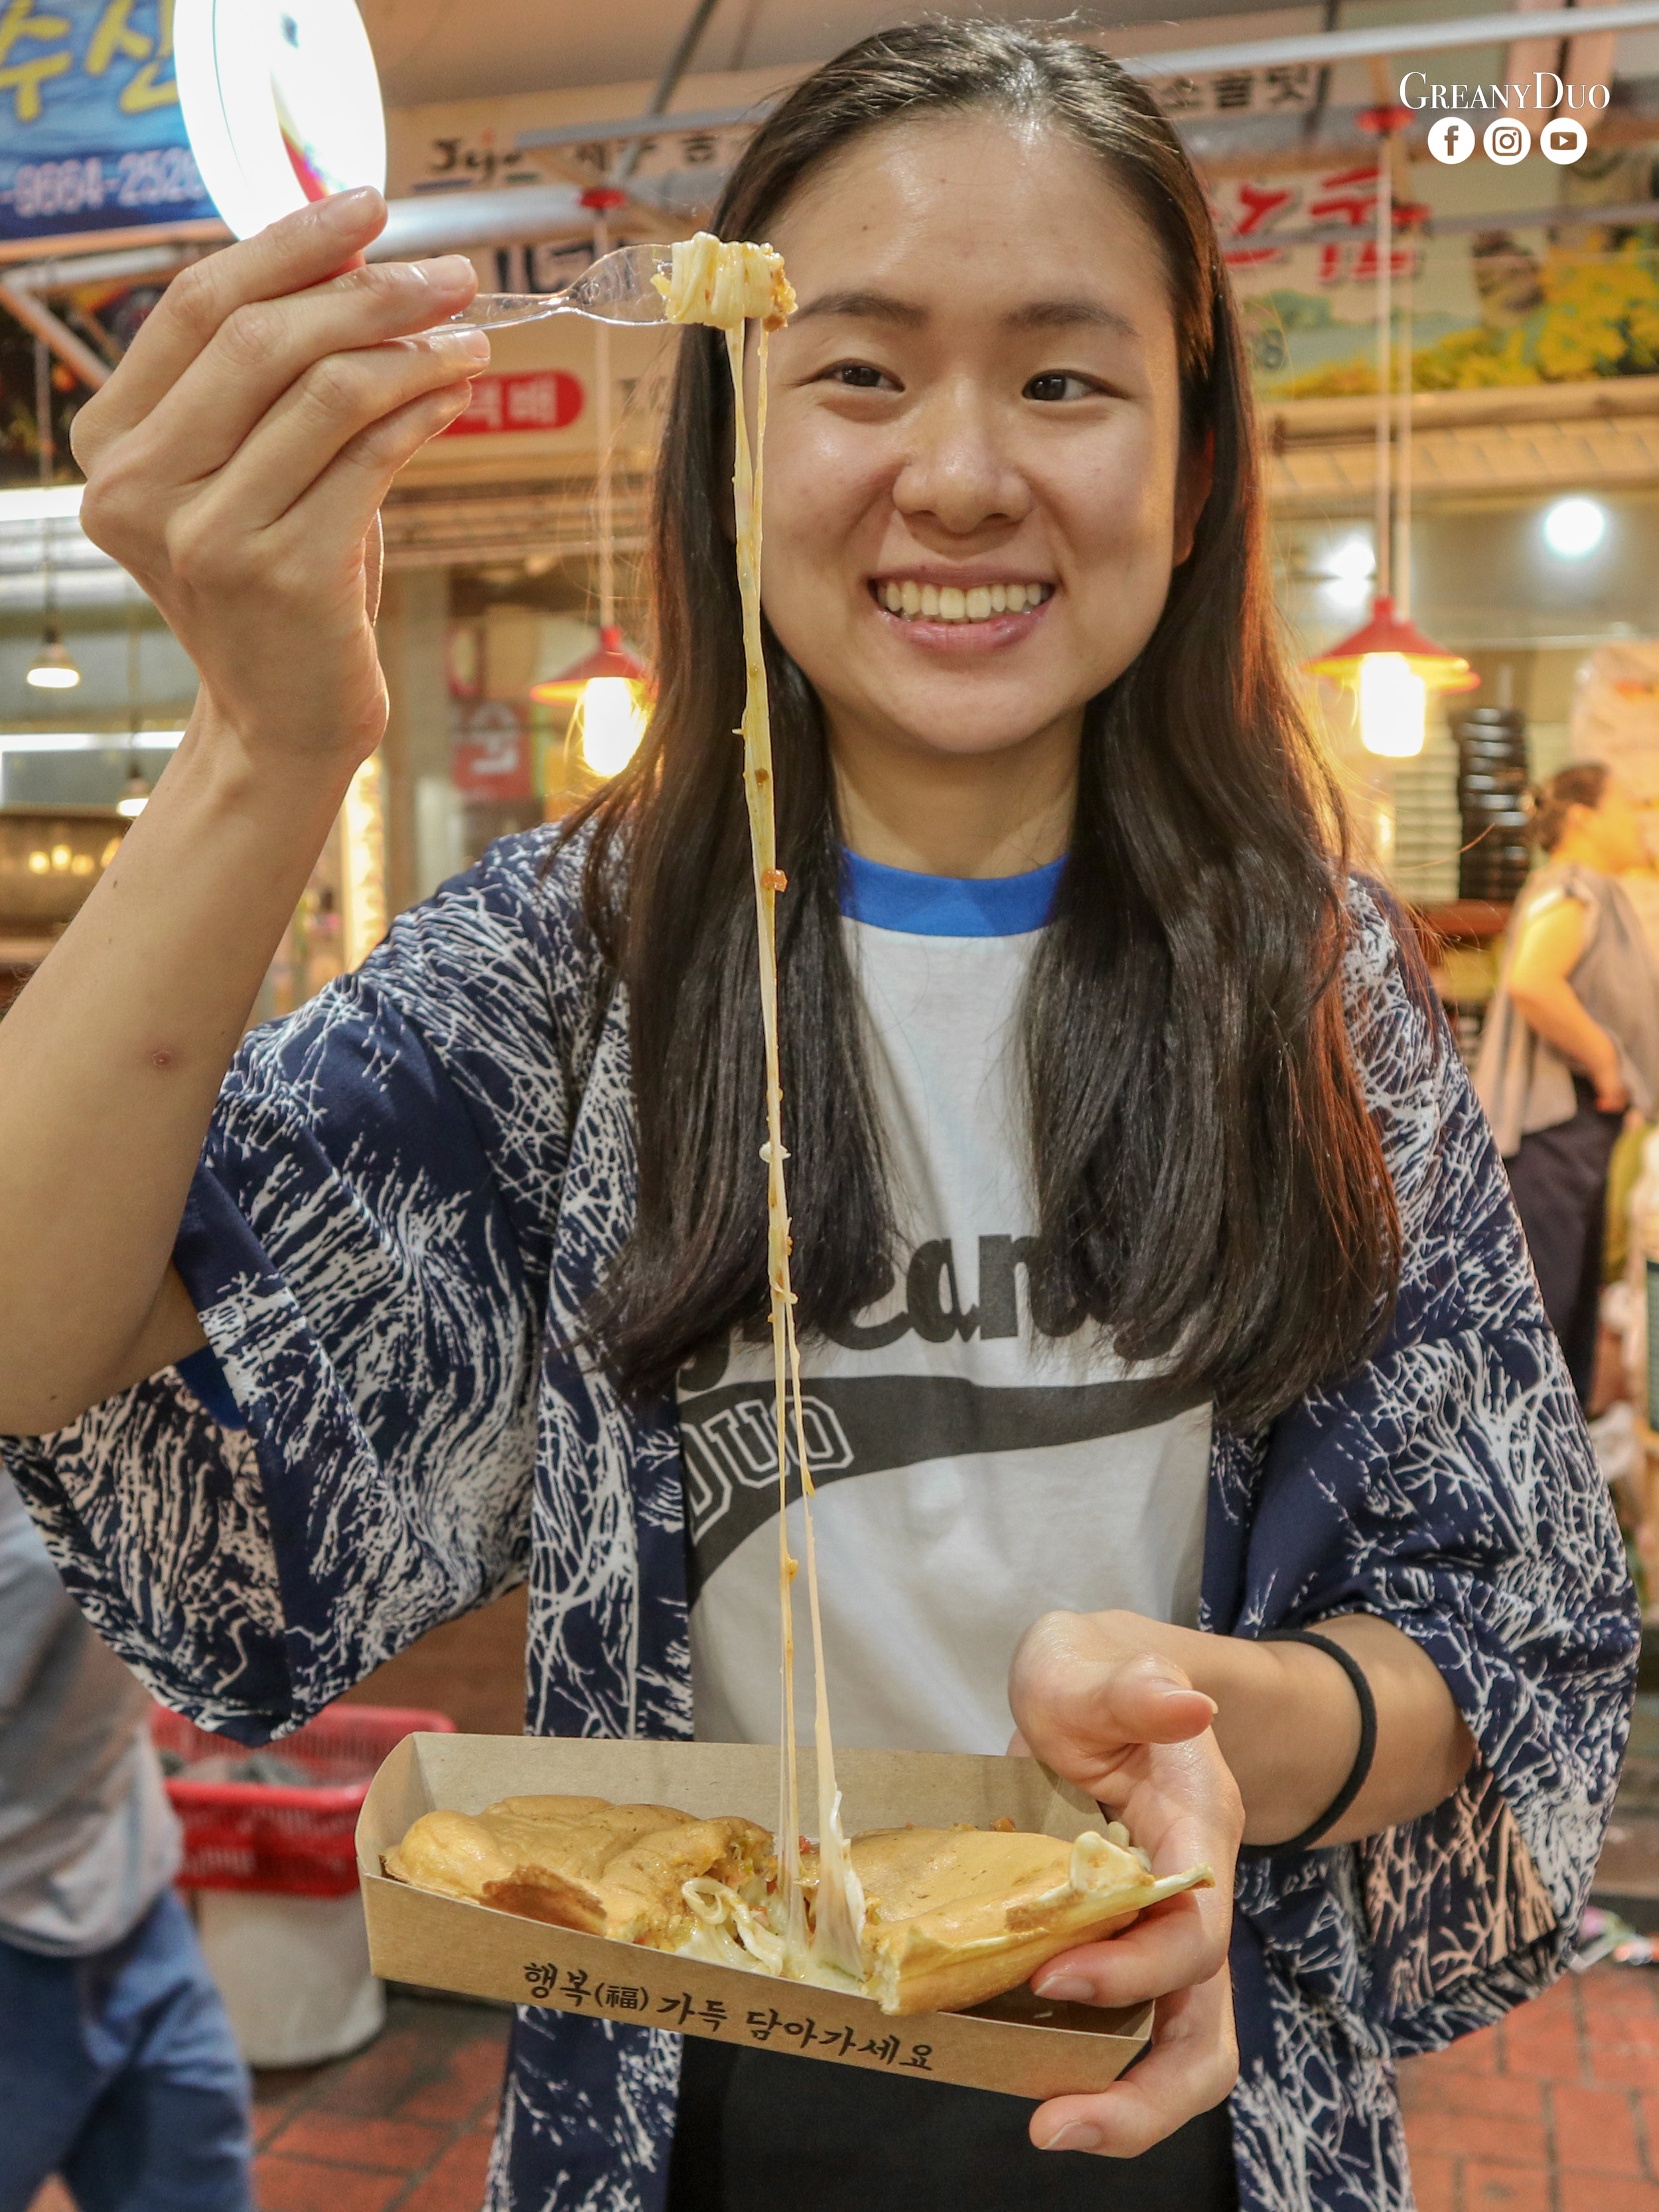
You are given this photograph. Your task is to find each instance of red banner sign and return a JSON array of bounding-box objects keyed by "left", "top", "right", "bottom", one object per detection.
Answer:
[
  {"left": 451, "top": 702, "right": 532, "bottom": 798},
  {"left": 441, "top": 369, "right": 584, "bottom": 437}
]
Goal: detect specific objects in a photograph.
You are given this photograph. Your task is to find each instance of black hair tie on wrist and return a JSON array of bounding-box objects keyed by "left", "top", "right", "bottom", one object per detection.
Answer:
[{"left": 1236, "top": 1629, "right": 1378, "bottom": 1861}]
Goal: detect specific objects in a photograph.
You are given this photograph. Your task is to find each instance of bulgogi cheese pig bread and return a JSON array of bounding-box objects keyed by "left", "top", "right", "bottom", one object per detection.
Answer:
[
  {"left": 848, "top": 1822, "right": 1208, "bottom": 2017},
  {"left": 386, "top": 1793, "right": 1212, "bottom": 2017},
  {"left": 384, "top": 1795, "right": 774, "bottom": 1952}
]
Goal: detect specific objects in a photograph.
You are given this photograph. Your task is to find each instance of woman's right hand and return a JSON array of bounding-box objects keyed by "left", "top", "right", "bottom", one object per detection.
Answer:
[
  {"left": 1007, "top": 1612, "right": 1242, "bottom": 2157},
  {"left": 0, "top": 192, "right": 488, "bottom": 1435},
  {"left": 70, "top": 187, "right": 486, "bottom": 772}
]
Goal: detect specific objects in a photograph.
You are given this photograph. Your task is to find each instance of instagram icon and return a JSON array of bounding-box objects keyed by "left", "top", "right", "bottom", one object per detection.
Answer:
[{"left": 1484, "top": 117, "right": 1531, "bottom": 163}]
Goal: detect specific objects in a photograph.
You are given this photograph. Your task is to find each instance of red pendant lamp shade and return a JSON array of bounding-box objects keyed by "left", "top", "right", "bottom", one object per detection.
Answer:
[
  {"left": 530, "top": 624, "right": 651, "bottom": 704},
  {"left": 1305, "top": 595, "right": 1478, "bottom": 692}
]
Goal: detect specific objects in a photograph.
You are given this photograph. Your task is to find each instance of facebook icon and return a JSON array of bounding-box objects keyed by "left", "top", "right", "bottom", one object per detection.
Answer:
[{"left": 1429, "top": 116, "right": 1475, "bottom": 164}]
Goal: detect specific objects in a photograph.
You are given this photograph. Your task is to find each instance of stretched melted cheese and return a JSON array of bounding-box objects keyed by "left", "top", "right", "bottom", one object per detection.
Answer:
[{"left": 654, "top": 236, "right": 865, "bottom": 1984}]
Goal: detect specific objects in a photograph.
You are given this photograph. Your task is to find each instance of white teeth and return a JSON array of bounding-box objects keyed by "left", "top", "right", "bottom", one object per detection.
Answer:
[{"left": 877, "top": 580, "right": 1050, "bottom": 622}]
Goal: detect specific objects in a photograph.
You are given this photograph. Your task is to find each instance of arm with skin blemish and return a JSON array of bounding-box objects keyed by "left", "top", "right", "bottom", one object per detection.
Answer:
[{"left": 0, "top": 191, "right": 483, "bottom": 1436}]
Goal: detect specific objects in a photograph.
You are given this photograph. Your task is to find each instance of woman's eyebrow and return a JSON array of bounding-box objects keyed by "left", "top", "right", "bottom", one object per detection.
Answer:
[
  {"left": 790, "top": 290, "right": 1138, "bottom": 341},
  {"left": 792, "top": 288, "right": 927, "bottom": 327},
  {"left": 1006, "top": 299, "right": 1139, "bottom": 339}
]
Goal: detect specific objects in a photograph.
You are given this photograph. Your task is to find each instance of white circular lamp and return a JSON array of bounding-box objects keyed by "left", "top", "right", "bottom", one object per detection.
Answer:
[
  {"left": 1542, "top": 497, "right": 1608, "bottom": 561},
  {"left": 176, "top": 0, "right": 386, "bottom": 240}
]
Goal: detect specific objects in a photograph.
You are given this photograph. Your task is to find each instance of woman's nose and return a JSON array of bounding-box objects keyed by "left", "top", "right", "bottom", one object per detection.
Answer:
[{"left": 891, "top": 386, "right": 1031, "bottom": 538}]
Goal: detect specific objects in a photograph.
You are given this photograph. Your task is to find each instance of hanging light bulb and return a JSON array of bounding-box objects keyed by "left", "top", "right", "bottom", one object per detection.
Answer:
[
  {"left": 530, "top": 623, "right": 652, "bottom": 782},
  {"left": 1356, "top": 652, "right": 1427, "bottom": 758},
  {"left": 573, "top": 675, "right": 648, "bottom": 776},
  {"left": 26, "top": 623, "right": 80, "bottom": 689},
  {"left": 1306, "top": 595, "right": 1475, "bottom": 758}
]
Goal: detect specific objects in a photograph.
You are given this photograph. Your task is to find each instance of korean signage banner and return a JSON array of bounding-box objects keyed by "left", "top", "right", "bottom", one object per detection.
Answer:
[
  {"left": 452, "top": 700, "right": 533, "bottom": 799},
  {"left": 0, "top": 0, "right": 214, "bottom": 243},
  {"left": 1216, "top": 157, "right": 1659, "bottom": 397},
  {"left": 441, "top": 368, "right": 584, "bottom": 439}
]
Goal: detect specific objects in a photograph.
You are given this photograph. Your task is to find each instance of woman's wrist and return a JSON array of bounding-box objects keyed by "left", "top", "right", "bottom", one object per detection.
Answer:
[
  {"left": 1088, "top": 1610, "right": 1476, "bottom": 1850},
  {"left": 1578, "top": 1023, "right": 1618, "bottom": 1080},
  {"left": 174, "top": 692, "right": 373, "bottom": 814},
  {"left": 1085, "top": 1611, "right": 1362, "bottom": 1846}
]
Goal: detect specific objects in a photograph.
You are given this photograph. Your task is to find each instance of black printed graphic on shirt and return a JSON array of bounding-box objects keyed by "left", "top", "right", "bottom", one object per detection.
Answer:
[
  {"left": 680, "top": 1370, "right": 1210, "bottom": 1598},
  {"left": 678, "top": 1231, "right": 1206, "bottom": 1600},
  {"left": 676, "top": 1234, "right": 1040, "bottom": 1401}
]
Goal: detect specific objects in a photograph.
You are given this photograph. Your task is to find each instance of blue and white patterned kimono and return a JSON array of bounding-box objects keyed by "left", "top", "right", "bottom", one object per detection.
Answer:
[{"left": 3, "top": 827, "right": 1638, "bottom": 2212}]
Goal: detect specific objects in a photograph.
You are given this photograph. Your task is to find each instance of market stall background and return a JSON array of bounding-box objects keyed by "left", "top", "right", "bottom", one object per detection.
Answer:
[
  {"left": 10, "top": 6, "right": 1659, "bottom": 2198},
  {"left": 4, "top": 1, "right": 1659, "bottom": 1068}
]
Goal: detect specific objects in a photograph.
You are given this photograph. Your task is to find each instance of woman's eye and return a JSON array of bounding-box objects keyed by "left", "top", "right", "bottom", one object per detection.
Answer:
[
  {"left": 1025, "top": 372, "right": 1098, "bottom": 403},
  {"left": 826, "top": 362, "right": 897, "bottom": 391}
]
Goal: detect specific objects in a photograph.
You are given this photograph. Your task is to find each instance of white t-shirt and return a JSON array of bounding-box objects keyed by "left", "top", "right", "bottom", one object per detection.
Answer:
[{"left": 678, "top": 851, "right": 1212, "bottom": 1757}]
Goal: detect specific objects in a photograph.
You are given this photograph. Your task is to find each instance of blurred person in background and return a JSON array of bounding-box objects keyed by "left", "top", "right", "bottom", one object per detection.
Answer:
[
  {"left": 0, "top": 1471, "right": 252, "bottom": 2212},
  {"left": 1477, "top": 762, "right": 1659, "bottom": 1404}
]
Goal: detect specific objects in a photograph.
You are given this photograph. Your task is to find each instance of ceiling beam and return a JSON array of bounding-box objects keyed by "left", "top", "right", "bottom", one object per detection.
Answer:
[
  {"left": 0, "top": 283, "right": 108, "bottom": 390},
  {"left": 516, "top": 0, "right": 1659, "bottom": 154},
  {"left": 1122, "top": 0, "right": 1659, "bottom": 78}
]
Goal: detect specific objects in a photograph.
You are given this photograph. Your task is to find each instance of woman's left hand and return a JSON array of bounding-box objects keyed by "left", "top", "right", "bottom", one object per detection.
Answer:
[{"left": 1007, "top": 1609, "right": 1243, "bottom": 2158}]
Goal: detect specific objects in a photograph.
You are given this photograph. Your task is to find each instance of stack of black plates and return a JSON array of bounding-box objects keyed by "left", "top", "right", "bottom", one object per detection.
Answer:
[{"left": 1455, "top": 705, "right": 1532, "bottom": 903}]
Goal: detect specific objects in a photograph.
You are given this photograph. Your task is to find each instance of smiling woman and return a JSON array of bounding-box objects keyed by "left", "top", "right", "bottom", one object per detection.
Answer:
[
  {"left": 0, "top": 20, "right": 1635, "bottom": 2212},
  {"left": 576, "top": 38, "right": 1386, "bottom": 1430}
]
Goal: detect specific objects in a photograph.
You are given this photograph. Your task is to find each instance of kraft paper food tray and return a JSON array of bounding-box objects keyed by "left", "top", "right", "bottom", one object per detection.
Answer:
[{"left": 356, "top": 1733, "right": 1154, "bottom": 2101}]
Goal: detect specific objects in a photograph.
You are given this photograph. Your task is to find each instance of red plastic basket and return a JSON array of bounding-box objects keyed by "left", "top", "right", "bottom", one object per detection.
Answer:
[{"left": 151, "top": 1702, "right": 456, "bottom": 1897}]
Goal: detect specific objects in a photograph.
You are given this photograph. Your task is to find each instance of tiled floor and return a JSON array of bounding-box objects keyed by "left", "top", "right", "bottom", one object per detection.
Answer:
[
  {"left": 1398, "top": 1962, "right": 1659, "bottom": 2211},
  {"left": 25, "top": 1964, "right": 1659, "bottom": 2209},
  {"left": 249, "top": 1994, "right": 509, "bottom": 2212}
]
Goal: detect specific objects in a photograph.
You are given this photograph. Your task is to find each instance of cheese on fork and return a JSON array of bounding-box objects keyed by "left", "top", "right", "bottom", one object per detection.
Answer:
[{"left": 652, "top": 232, "right": 796, "bottom": 331}]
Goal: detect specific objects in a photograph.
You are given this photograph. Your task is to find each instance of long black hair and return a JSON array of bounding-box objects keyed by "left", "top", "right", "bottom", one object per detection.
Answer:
[{"left": 565, "top": 21, "right": 1400, "bottom": 1431}]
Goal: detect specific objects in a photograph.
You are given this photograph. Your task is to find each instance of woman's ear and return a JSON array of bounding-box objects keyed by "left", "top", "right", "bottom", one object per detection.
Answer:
[{"left": 1173, "top": 428, "right": 1214, "bottom": 567}]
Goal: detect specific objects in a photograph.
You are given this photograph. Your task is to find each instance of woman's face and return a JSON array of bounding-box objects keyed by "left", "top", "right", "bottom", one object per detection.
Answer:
[
  {"left": 1581, "top": 778, "right": 1650, "bottom": 873},
  {"left": 756, "top": 115, "right": 1208, "bottom": 773}
]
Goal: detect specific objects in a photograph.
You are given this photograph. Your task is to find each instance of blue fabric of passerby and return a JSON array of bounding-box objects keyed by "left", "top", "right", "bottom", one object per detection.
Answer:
[{"left": 0, "top": 1886, "right": 251, "bottom": 2212}]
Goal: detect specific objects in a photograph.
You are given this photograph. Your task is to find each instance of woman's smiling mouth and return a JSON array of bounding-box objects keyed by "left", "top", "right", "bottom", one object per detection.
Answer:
[
  {"left": 873, "top": 577, "right": 1055, "bottom": 623},
  {"left": 867, "top": 577, "right": 1056, "bottom": 651}
]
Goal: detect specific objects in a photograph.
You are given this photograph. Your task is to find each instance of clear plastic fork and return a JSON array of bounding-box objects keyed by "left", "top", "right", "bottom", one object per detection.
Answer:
[{"left": 441, "top": 243, "right": 675, "bottom": 332}]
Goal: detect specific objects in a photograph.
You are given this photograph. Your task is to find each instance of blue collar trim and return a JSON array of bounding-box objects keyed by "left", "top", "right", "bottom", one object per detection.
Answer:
[{"left": 838, "top": 848, "right": 1064, "bottom": 936}]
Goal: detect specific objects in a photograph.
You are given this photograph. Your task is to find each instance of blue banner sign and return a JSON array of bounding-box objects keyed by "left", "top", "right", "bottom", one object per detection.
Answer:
[{"left": 0, "top": 0, "right": 215, "bottom": 242}]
